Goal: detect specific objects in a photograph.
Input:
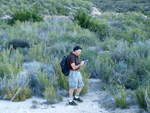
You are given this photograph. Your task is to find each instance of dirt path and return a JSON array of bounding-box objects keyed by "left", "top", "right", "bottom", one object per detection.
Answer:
[
  {"left": 0, "top": 79, "right": 143, "bottom": 113},
  {"left": 0, "top": 79, "right": 109, "bottom": 113}
]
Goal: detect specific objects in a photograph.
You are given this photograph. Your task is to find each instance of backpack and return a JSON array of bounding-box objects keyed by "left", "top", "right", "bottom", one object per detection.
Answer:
[{"left": 60, "top": 54, "right": 75, "bottom": 76}]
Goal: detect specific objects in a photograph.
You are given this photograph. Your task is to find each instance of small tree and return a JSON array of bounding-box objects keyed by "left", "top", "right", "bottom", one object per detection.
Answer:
[
  {"left": 73, "top": 9, "right": 109, "bottom": 40},
  {"left": 8, "top": 3, "right": 43, "bottom": 25}
]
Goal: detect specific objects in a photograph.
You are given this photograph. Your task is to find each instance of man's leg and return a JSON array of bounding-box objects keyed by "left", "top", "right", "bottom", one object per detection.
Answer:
[
  {"left": 69, "top": 89, "right": 77, "bottom": 105},
  {"left": 76, "top": 86, "right": 83, "bottom": 95},
  {"left": 68, "top": 71, "right": 78, "bottom": 105},
  {"left": 69, "top": 89, "right": 74, "bottom": 98},
  {"left": 74, "top": 86, "right": 84, "bottom": 102},
  {"left": 74, "top": 72, "right": 84, "bottom": 102}
]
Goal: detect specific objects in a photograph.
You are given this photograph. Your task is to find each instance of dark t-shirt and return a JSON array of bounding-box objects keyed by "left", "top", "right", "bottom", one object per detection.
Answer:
[{"left": 67, "top": 52, "right": 80, "bottom": 70}]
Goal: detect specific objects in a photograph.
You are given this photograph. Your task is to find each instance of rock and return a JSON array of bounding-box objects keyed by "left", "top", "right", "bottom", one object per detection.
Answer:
[
  {"left": 1, "top": 15, "right": 10, "bottom": 20},
  {"left": 91, "top": 7, "right": 102, "bottom": 17}
]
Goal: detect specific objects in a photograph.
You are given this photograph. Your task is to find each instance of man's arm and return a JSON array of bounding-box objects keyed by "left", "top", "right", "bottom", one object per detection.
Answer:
[{"left": 71, "top": 61, "right": 84, "bottom": 70}]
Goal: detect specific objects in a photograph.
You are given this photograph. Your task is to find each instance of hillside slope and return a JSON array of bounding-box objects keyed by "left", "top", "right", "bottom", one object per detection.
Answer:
[
  {"left": 84, "top": 0, "right": 150, "bottom": 16},
  {"left": 0, "top": 0, "right": 93, "bottom": 17}
]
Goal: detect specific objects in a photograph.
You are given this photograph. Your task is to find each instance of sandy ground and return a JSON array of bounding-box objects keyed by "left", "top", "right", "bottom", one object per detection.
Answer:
[
  {"left": 0, "top": 79, "right": 145, "bottom": 113},
  {"left": 0, "top": 79, "right": 109, "bottom": 113}
]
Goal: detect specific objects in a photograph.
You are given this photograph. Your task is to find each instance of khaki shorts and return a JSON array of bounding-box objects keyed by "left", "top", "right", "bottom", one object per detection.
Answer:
[{"left": 69, "top": 71, "right": 84, "bottom": 89}]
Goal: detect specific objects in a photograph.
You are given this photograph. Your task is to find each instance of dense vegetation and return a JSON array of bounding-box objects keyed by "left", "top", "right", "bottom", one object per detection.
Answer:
[
  {"left": 0, "top": 0, "right": 150, "bottom": 112},
  {"left": 85, "top": 0, "right": 150, "bottom": 16},
  {"left": 0, "top": 0, "right": 93, "bottom": 17}
]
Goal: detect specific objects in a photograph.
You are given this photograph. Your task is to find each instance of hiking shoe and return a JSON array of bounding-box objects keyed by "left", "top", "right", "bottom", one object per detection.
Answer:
[
  {"left": 73, "top": 97, "right": 83, "bottom": 102},
  {"left": 69, "top": 101, "right": 78, "bottom": 106}
]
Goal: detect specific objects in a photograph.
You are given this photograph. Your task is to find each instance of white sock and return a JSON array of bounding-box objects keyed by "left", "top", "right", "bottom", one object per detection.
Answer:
[
  {"left": 75, "top": 94, "right": 79, "bottom": 99},
  {"left": 69, "top": 98, "right": 73, "bottom": 102}
]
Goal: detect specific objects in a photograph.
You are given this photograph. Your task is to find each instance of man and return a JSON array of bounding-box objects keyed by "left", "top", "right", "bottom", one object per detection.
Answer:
[{"left": 67, "top": 46, "right": 85, "bottom": 106}]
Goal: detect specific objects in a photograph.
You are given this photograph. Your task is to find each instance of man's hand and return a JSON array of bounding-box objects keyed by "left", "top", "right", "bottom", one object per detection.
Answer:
[
  {"left": 80, "top": 61, "right": 85, "bottom": 65},
  {"left": 71, "top": 61, "right": 85, "bottom": 70}
]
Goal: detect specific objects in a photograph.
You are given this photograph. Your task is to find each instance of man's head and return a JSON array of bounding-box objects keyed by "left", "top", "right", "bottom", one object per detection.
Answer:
[{"left": 73, "top": 46, "right": 82, "bottom": 56}]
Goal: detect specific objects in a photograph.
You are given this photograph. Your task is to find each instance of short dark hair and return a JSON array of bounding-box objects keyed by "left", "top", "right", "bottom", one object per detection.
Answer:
[{"left": 73, "top": 46, "right": 82, "bottom": 51}]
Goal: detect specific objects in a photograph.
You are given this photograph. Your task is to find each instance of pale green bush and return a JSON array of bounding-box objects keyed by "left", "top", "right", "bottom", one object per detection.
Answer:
[
  {"left": 2, "top": 5, "right": 10, "bottom": 11},
  {"left": 113, "top": 85, "right": 128, "bottom": 109},
  {"left": 100, "top": 37, "right": 119, "bottom": 51},
  {"left": 136, "top": 87, "right": 147, "bottom": 109},
  {"left": 0, "top": 46, "right": 23, "bottom": 79},
  {"left": 59, "top": 96, "right": 63, "bottom": 101},
  {"left": 110, "top": 41, "right": 130, "bottom": 63},
  {"left": 69, "top": 31, "right": 98, "bottom": 46},
  {"left": 7, "top": 38, "right": 29, "bottom": 49},
  {"left": 6, "top": 9, "right": 13, "bottom": 16},
  {"left": 0, "top": 9, "right": 4, "bottom": 17},
  {"left": 7, "top": 85, "right": 32, "bottom": 102},
  {"left": 36, "top": 69, "right": 56, "bottom": 96},
  {"left": 145, "top": 85, "right": 150, "bottom": 112},
  {"left": 0, "top": 69, "right": 32, "bottom": 101},
  {"left": 43, "top": 86, "right": 56, "bottom": 104},
  {"left": 95, "top": 53, "right": 116, "bottom": 83},
  {"left": 115, "top": 61, "right": 128, "bottom": 74},
  {"left": 0, "top": 0, "right": 93, "bottom": 16},
  {"left": 23, "top": 61, "right": 54, "bottom": 96},
  {"left": 28, "top": 42, "right": 52, "bottom": 63},
  {"left": 49, "top": 41, "right": 75, "bottom": 58}
]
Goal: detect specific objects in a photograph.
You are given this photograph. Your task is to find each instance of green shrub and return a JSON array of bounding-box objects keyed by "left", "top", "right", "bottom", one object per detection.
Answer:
[
  {"left": 0, "top": 20, "right": 10, "bottom": 29},
  {"left": 7, "top": 39, "right": 29, "bottom": 49},
  {"left": 8, "top": 3, "right": 43, "bottom": 25},
  {"left": 122, "top": 72, "right": 141, "bottom": 90},
  {"left": 79, "top": 46, "right": 98, "bottom": 78},
  {"left": 43, "top": 9, "right": 49, "bottom": 15},
  {"left": 136, "top": 87, "right": 147, "bottom": 109},
  {"left": 0, "top": 9, "right": 4, "bottom": 17},
  {"left": 1, "top": 74, "right": 32, "bottom": 102},
  {"left": 23, "top": 61, "right": 54, "bottom": 96},
  {"left": 36, "top": 69, "right": 56, "bottom": 96},
  {"left": 115, "top": 61, "right": 128, "bottom": 74},
  {"left": 100, "top": 37, "right": 119, "bottom": 51},
  {"left": 145, "top": 85, "right": 150, "bottom": 112},
  {"left": 56, "top": 3, "right": 68, "bottom": 15},
  {"left": 69, "top": 31, "right": 98, "bottom": 46},
  {"left": 43, "top": 86, "right": 56, "bottom": 104},
  {"left": 88, "top": 18, "right": 109, "bottom": 40},
  {"left": 95, "top": 53, "right": 116, "bottom": 83},
  {"left": 28, "top": 42, "right": 51, "bottom": 63},
  {"left": 113, "top": 85, "right": 128, "bottom": 109},
  {"left": 2, "top": 5, "right": 10, "bottom": 11},
  {"left": 7, "top": 85, "right": 32, "bottom": 102},
  {"left": 110, "top": 41, "right": 130, "bottom": 63},
  {"left": 59, "top": 95, "right": 63, "bottom": 101},
  {"left": 132, "top": 57, "right": 147, "bottom": 80},
  {"left": 6, "top": 9, "right": 13, "bottom": 16},
  {"left": 0, "top": 46, "right": 23, "bottom": 79},
  {"left": 73, "top": 8, "right": 91, "bottom": 28},
  {"left": 73, "top": 9, "right": 109, "bottom": 40}
]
